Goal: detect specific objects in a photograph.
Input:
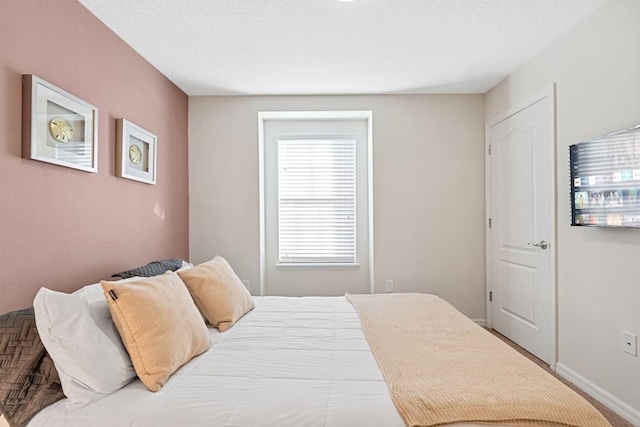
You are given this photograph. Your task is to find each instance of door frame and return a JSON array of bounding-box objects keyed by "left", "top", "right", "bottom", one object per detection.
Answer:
[
  {"left": 258, "top": 110, "right": 374, "bottom": 297},
  {"left": 485, "top": 84, "right": 557, "bottom": 370}
]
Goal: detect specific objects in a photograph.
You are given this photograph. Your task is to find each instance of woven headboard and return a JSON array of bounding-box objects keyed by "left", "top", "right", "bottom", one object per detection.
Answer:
[{"left": 0, "top": 308, "right": 64, "bottom": 427}]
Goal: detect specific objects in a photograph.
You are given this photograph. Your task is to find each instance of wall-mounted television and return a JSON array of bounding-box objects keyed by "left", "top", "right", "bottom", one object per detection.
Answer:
[{"left": 570, "top": 124, "right": 640, "bottom": 228}]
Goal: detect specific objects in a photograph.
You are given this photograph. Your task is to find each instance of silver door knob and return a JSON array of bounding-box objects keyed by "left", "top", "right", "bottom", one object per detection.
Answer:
[{"left": 528, "top": 240, "right": 548, "bottom": 250}]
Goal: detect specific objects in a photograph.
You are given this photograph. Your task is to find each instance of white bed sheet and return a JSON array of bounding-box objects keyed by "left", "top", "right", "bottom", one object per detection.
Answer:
[{"left": 28, "top": 296, "right": 499, "bottom": 427}]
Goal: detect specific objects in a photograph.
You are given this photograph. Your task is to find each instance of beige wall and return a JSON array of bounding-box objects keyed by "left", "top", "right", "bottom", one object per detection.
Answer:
[
  {"left": 189, "top": 95, "right": 486, "bottom": 319},
  {"left": 486, "top": 0, "right": 640, "bottom": 414},
  {"left": 0, "top": 0, "right": 188, "bottom": 314}
]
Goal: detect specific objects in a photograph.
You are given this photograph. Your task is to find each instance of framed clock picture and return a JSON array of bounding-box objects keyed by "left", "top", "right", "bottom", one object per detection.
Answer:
[
  {"left": 22, "top": 75, "right": 98, "bottom": 173},
  {"left": 116, "top": 119, "right": 157, "bottom": 185}
]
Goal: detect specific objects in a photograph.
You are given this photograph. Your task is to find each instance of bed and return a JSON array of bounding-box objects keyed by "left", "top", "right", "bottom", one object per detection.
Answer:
[
  {"left": 27, "top": 295, "right": 487, "bottom": 427},
  {"left": 17, "top": 291, "right": 609, "bottom": 427},
  {"left": 0, "top": 257, "right": 609, "bottom": 427}
]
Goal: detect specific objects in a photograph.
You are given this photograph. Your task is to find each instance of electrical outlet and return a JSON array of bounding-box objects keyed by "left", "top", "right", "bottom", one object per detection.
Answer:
[
  {"left": 623, "top": 332, "right": 637, "bottom": 356},
  {"left": 241, "top": 280, "right": 250, "bottom": 291},
  {"left": 385, "top": 279, "right": 394, "bottom": 293}
]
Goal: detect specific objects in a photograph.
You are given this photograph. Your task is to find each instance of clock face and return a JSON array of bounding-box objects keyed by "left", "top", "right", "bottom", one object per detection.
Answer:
[
  {"left": 129, "top": 144, "right": 143, "bottom": 165},
  {"left": 49, "top": 117, "right": 73, "bottom": 143}
]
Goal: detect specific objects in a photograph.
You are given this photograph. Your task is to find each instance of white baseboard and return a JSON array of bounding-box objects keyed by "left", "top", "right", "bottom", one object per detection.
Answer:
[
  {"left": 555, "top": 362, "right": 640, "bottom": 426},
  {"left": 472, "top": 318, "right": 486, "bottom": 327}
]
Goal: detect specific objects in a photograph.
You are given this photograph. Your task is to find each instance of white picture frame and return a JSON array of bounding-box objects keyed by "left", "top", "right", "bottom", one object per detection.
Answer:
[
  {"left": 116, "top": 119, "right": 157, "bottom": 185},
  {"left": 22, "top": 75, "right": 98, "bottom": 173}
]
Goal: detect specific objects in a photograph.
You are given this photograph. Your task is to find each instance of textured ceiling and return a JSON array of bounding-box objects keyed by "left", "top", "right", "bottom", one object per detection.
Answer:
[{"left": 78, "top": 0, "right": 605, "bottom": 96}]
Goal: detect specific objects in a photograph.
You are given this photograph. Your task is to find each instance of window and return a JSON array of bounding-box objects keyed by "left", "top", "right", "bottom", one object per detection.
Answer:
[
  {"left": 278, "top": 138, "right": 356, "bottom": 264},
  {"left": 259, "top": 111, "right": 372, "bottom": 295}
]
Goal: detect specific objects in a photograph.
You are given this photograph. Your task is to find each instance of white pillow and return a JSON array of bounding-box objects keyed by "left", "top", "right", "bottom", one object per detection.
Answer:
[{"left": 33, "top": 283, "right": 138, "bottom": 411}]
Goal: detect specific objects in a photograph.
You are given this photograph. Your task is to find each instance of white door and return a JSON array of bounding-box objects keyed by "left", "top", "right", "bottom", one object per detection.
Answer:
[{"left": 488, "top": 89, "right": 555, "bottom": 366}]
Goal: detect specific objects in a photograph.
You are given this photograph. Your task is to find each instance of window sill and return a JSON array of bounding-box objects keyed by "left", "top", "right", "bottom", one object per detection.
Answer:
[{"left": 275, "top": 263, "right": 360, "bottom": 270}]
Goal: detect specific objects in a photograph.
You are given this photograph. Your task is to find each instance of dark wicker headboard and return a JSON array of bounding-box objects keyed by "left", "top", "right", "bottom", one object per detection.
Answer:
[{"left": 0, "top": 308, "right": 64, "bottom": 427}]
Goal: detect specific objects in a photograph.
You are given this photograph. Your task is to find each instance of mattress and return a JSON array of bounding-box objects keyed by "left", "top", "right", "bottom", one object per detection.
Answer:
[{"left": 27, "top": 296, "right": 503, "bottom": 427}]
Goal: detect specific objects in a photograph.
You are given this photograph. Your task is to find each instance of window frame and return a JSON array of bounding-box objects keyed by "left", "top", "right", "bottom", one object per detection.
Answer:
[{"left": 258, "top": 111, "right": 374, "bottom": 296}]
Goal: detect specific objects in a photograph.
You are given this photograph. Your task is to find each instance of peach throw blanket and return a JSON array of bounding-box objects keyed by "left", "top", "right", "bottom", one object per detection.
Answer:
[{"left": 346, "top": 293, "right": 610, "bottom": 427}]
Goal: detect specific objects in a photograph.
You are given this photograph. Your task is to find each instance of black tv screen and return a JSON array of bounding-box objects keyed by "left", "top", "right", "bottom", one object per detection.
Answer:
[{"left": 570, "top": 124, "right": 640, "bottom": 228}]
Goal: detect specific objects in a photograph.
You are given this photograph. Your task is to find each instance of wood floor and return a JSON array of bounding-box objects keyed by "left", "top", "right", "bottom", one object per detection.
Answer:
[{"left": 487, "top": 329, "right": 632, "bottom": 427}]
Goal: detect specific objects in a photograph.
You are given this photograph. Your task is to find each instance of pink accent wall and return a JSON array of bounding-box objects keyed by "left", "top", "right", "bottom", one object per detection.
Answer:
[{"left": 0, "top": 0, "right": 189, "bottom": 313}]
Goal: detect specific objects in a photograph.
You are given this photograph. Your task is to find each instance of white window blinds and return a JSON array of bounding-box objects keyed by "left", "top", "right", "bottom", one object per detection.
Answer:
[{"left": 278, "top": 138, "right": 356, "bottom": 264}]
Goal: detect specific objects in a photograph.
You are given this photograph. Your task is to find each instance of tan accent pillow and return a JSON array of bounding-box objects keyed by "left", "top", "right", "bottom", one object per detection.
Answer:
[
  {"left": 177, "top": 256, "right": 254, "bottom": 332},
  {"left": 100, "top": 272, "right": 210, "bottom": 392}
]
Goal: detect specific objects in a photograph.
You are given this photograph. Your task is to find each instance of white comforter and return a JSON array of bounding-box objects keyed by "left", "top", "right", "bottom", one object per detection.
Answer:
[{"left": 28, "top": 297, "right": 491, "bottom": 427}]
